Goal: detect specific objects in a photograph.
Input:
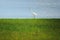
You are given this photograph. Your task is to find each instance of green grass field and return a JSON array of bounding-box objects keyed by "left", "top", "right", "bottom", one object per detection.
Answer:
[{"left": 0, "top": 19, "right": 60, "bottom": 40}]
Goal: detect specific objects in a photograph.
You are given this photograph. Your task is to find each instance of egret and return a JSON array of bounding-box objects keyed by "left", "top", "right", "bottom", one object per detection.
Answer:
[{"left": 32, "top": 12, "right": 37, "bottom": 19}]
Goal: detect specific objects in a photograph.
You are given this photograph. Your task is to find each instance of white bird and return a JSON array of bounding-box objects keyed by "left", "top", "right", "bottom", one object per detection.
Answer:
[
  {"left": 32, "top": 12, "right": 37, "bottom": 19},
  {"left": 32, "top": 12, "right": 37, "bottom": 16}
]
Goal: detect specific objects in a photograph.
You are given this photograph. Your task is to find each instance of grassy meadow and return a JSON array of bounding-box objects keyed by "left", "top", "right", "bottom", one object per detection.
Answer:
[{"left": 0, "top": 19, "right": 60, "bottom": 40}]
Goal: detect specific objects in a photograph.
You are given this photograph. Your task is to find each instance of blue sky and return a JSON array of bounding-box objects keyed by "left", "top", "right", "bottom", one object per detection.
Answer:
[{"left": 0, "top": 0, "right": 60, "bottom": 18}]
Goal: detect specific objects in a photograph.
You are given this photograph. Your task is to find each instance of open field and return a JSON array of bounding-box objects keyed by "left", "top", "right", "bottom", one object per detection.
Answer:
[{"left": 0, "top": 19, "right": 60, "bottom": 40}]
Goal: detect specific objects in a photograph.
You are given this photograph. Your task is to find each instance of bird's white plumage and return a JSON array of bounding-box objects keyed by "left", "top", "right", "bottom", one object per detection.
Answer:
[{"left": 32, "top": 12, "right": 37, "bottom": 16}]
